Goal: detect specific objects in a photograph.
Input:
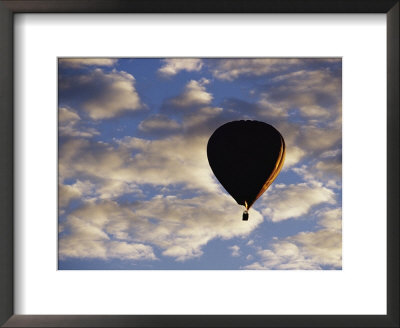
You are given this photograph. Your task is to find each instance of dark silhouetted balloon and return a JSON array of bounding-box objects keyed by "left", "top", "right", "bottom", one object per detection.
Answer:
[{"left": 207, "top": 120, "right": 285, "bottom": 220}]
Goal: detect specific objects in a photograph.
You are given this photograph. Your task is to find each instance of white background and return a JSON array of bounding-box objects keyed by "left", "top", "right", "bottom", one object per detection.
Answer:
[{"left": 14, "top": 14, "right": 387, "bottom": 315}]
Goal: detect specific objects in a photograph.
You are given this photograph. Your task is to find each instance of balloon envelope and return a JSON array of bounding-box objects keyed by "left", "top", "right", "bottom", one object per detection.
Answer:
[{"left": 207, "top": 120, "right": 285, "bottom": 210}]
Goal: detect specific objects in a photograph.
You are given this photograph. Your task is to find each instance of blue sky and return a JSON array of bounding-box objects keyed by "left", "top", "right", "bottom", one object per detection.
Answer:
[{"left": 58, "top": 58, "right": 342, "bottom": 270}]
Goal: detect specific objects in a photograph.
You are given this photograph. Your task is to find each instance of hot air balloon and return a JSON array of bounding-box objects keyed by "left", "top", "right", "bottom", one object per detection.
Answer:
[{"left": 207, "top": 120, "right": 285, "bottom": 221}]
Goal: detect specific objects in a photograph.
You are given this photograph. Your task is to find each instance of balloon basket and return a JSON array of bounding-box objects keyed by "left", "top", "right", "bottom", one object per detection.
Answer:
[{"left": 242, "top": 210, "right": 249, "bottom": 221}]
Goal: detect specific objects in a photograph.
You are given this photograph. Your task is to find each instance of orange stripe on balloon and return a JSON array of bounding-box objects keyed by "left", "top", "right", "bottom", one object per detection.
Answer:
[{"left": 246, "top": 136, "right": 286, "bottom": 209}]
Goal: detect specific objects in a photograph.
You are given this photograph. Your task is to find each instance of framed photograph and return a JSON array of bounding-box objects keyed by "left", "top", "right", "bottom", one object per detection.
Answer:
[{"left": 1, "top": 1, "right": 398, "bottom": 327}]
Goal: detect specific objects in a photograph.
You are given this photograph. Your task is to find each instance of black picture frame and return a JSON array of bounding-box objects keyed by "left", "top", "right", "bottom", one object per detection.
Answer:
[{"left": 0, "top": 1, "right": 398, "bottom": 327}]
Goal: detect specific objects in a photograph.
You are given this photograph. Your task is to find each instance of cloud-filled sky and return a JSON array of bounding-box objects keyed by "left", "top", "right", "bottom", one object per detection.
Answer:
[{"left": 58, "top": 58, "right": 342, "bottom": 270}]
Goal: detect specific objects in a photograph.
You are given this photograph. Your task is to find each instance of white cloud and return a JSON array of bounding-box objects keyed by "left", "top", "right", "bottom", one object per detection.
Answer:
[
  {"left": 59, "top": 195, "right": 264, "bottom": 262},
  {"left": 292, "top": 165, "right": 313, "bottom": 182},
  {"left": 258, "top": 120, "right": 339, "bottom": 170},
  {"left": 244, "top": 207, "right": 342, "bottom": 269},
  {"left": 166, "top": 79, "right": 213, "bottom": 108},
  {"left": 315, "top": 160, "right": 342, "bottom": 176},
  {"left": 138, "top": 114, "right": 181, "bottom": 133},
  {"left": 59, "top": 184, "right": 81, "bottom": 208},
  {"left": 318, "top": 208, "right": 342, "bottom": 231},
  {"left": 134, "top": 194, "right": 263, "bottom": 261},
  {"left": 229, "top": 245, "right": 240, "bottom": 257},
  {"left": 210, "top": 58, "right": 303, "bottom": 81},
  {"left": 84, "top": 69, "right": 143, "bottom": 119},
  {"left": 283, "top": 146, "right": 306, "bottom": 169},
  {"left": 59, "top": 201, "right": 157, "bottom": 261},
  {"left": 58, "top": 133, "right": 222, "bottom": 200},
  {"left": 59, "top": 58, "right": 117, "bottom": 68},
  {"left": 260, "top": 68, "right": 341, "bottom": 120},
  {"left": 107, "top": 241, "right": 157, "bottom": 260},
  {"left": 300, "top": 126, "right": 341, "bottom": 151},
  {"left": 59, "top": 180, "right": 96, "bottom": 209},
  {"left": 59, "top": 68, "right": 144, "bottom": 120},
  {"left": 320, "top": 149, "right": 341, "bottom": 158},
  {"left": 96, "top": 180, "right": 142, "bottom": 200},
  {"left": 119, "top": 134, "right": 219, "bottom": 193},
  {"left": 260, "top": 182, "right": 336, "bottom": 222},
  {"left": 59, "top": 125, "right": 100, "bottom": 138},
  {"left": 59, "top": 138, "right": 126, "bottom": 184},
  {"left": 183, "top": 106, "right": 223, "bottom": 130},
  {"left": 59, "top": 107, "right": 100, "bottom": 138},
  {"left": 292, "top": 159, "right": 342, "bottom": 185},
  {"left": 59, "top": 215, "right": 110, "bottom": 259},
  {"left": 273, "top": 122, "right": 341, "bottom": 169},
  {"left": 256, "top": 98, "right": 289, "bottom": 118},
  {"left": 59, "top": 107, "right": 80, "bottom": 123},
  {"left": 158, "top": 58, "right": 203, "bottom": 77}
]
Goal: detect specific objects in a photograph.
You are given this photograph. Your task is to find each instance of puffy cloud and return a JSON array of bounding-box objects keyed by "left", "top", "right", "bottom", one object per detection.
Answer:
[
  {"left": 119, "top": 135, "right": 218, "bottom": 193},
  {"left": 320, "top": 149, "right": 341, "bottom": 158},
  {"left": 275, "top": 121, "right": 341, "bottom": 165},
  {"left": 59, "top": 215, "right": 110, "bottom": 259},
  {"left": 58, "top": 133, "right": 220, "bottom": 198},
  {"left": 318, "top": 208, "right": 342, "bottom": 231},
  {"left": 59, "top": 195, "right": 263, "bottom": 262},
  {"left": 58, "top": 142, "right": 148, "bottom": 201},
  {"left": 229, "top": 245, "right": 240, "bottom": 257},
  {"left": 59, "top": 68, "right": 144, "bottom": 120},
  {"left": 59, "top": 138, "right": 126, "bottom": 183},
  {"left": 256, "top": 98, "right": 290, "bottom": 118},
  {"left": 96, "top": 180, "right": 142, "bottom": 200},
  {"left": 315, "top": 160, "right": 342, "bottom": 177},
  {"left": 182, "top": 106, "right": 223, "bottom": 132},
  {"left": 260, "top": 182, "right": 336, "bottom": 222},
  {"left": 59, "top": 184, "right": 82, "bottom": 208},
  {"left": 59, "top": 58, "right": 118, "bottom": 68},
  {"left": 259, "top": 68, "right": 341, "bottom": 119},
  {"left": 293, "top": 151, "right": 342, "bottom": 185},
  {"left": 283, "top": 146, "right": 306, "bottom": 169},
  {"left": 163, "top": 78, "right": 213, "bottom": 109},
  {"left": 59, "top": 213, "right": 156, "bottom": 261},
  {"left": 158, "top": 58, "right": 203, "bottom": 77},
  {"left": 58, "top": 107, "right": 99, "bottom": 138},
  {"left": 59, "top": 107, "right": 80, "bottom": 123},
  {"left": 299, "top": 126, "right": 341, "bottom": 151},
  {"left": 209, "top": 58, "right": 304, "bottom": 81},
  {"left": 138, "top": 114, "right": 181, "bottom": 135},
  {"left": 136, "top": 194, "right": 263, "bottom": 261},
  {"left": 59, "top": 201, "right": 158, "bottom": 261},
  {"left": 244, "top": 207, "right": 342, "bottom": 269},
  {"left": 59, "top": 122, "right": 96, "bottom": 139},
  {"left": 59, "top": 180, "right": 97, "bottom": 212},
  {"left": 107, "top": 241, "right": 157, "bottom": 260},
  {"left": 246, "top": 254, "right": 254, "bottom": 261},
  {"left": 245, "top": 242, "right": 321, "bottom": 270}
]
